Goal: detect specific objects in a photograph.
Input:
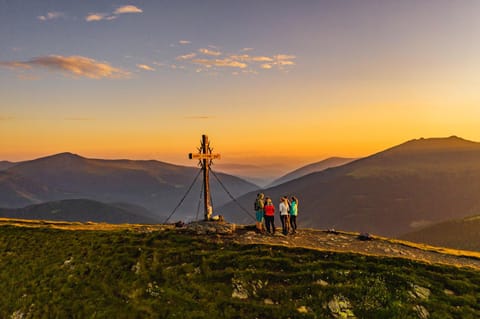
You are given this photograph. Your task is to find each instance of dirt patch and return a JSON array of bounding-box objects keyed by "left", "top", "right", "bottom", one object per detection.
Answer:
[{"left": 229, "top": 227, "right": 480, "bottom": 270}]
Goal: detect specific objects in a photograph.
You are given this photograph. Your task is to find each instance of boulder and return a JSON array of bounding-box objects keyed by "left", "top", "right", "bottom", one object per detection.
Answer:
[
  {"left": 186, "top": 221, "right": 236, "bottom": 235},
  {"left": 328, "top": 295, "right": 356, "bottom": 318},
  {"left": 410, "top": 284, "right": 431, "bottom": 300},
  {"left": 413, "top": 305, "right": 430, "bottom": 319}
]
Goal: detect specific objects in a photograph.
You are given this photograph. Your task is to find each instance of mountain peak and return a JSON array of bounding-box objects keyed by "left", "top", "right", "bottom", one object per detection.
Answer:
[
  {"left": 8, "top": 152, "right": 87, "bottom": 171},
  {"left": 387, "top": 136, "right": 479, "bottom": 154},
  {"left": 407, "top": 135, "right": 473, "bottom": 145},
  {"left": 32, "top": 152, "right": 86, "bottom": 162},
  {"left": 51, "top": 152, "right": 84, "bottom": 159}
]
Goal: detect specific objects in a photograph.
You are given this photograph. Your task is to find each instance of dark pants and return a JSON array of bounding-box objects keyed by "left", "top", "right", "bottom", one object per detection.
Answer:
[
  {"left": 280, "top": 215, "right": 289, "bottom": 234},
  {"left": 290, "top": 215, "right": 297, "bottom": 232},
  {"left": 265, "top": 215, "right": 275, "bottom": 234}
]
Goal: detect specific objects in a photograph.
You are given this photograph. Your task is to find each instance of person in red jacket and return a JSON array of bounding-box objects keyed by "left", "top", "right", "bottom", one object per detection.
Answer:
[{"left": 263, "top": 197, "right": 275, "bottom": 235}]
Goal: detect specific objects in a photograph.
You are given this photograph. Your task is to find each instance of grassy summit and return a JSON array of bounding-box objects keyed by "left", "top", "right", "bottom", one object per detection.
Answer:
[{"left": 1, "top": 223, "right": 479, "bottom": 318}]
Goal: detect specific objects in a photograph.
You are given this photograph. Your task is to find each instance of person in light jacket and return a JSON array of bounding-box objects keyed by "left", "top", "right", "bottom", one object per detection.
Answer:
[{"left": 279, "top": 196, "right": 290, "bottom": 235}]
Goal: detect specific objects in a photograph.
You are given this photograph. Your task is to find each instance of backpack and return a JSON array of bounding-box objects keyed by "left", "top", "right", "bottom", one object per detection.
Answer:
[{"left": 254, "top": 200, "right": 259, "bottom": 211}]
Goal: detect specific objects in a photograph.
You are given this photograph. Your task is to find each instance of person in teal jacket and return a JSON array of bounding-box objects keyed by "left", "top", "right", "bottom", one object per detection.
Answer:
[
  {"left": 289, "top": 196, "right": 298, "bottom": 234},
  {"left": 254, "top": 193, "right": 265, "bottom": 233}
]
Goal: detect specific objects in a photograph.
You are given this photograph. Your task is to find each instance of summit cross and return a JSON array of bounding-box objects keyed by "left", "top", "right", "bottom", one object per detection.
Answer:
[{"left": 188, "top": 134, "right": 221, "bottom": 220}]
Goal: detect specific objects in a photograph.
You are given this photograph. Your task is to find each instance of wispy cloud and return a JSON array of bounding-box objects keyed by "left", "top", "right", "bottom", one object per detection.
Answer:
[
  {"left": 179, "top": 40, "right": 191, "bottom": 45},
  {"left": 0, "top": 61, "right": 31, "bottom": 70},
  {"left": 191, "top": 58, "right": 247, "bottom": 68},
  {"left": 167, "top": 45, "right": 295, "bottom": 75},
  {"left": 38, "top": 11, "right": 65, "bottom": 21},
  {"left": 198, "top": 48, "right": 222, "bottom": 56},
  {"left": 85, "top": 13, "right": 109, "bottom": 22},
  {"left": 0, "top": 55, "right": 129, "bottom": 79},
  {"left": 230, "top": 55, "right": 273, "bottom": 62},
  {"left": 176, "top": 53, "right": 197, "bottom": 60},
  {"left": 86, "top": 5, "right": 142, "bottom": 22},
  {"left": 113, "top": 5, "right": 143, "bottom": 14},
  {"left": 274, "top": 54, "right": 296, "bottom": 65},
  {"left": 275, "top": 54, "right": 295, "bottom": 60},
  {"left": 251, "top": 56, "right": 274, "bottom": 62},
  {"left": 249, "top": 54, "right": 297, "bottom": 70},
  {"left": 137, "top": 64, "right": 155, "bottom": 71}
]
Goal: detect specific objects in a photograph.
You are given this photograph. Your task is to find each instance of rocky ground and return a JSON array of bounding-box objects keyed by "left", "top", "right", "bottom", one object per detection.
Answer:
[{"left": 228, "top": 226, "right": 480, "bottom": 270}]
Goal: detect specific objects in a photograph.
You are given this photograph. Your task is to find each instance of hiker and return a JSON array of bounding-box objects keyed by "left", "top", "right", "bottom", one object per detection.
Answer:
[
  {"left": 263, "top": 197, "right": 275, "bottom": 234},
  {"left": 254, "top": 193, "right": 265, "bottom": 233},
  {"left": 289, "top": 196, "right": 298, "bottom": 234},
  {"left": 279, "top": 196, "right": 290, "bottom": 235}
]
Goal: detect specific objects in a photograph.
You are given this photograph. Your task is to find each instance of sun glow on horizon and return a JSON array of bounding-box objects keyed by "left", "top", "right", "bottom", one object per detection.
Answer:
[{"left": 1, "top": 1, "right": 480, "bottom": 173}]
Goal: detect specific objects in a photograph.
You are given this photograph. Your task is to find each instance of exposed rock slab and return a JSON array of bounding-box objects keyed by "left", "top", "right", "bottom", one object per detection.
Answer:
[{"left": 185, "top": 221, "right": 236, "bottom": 235}]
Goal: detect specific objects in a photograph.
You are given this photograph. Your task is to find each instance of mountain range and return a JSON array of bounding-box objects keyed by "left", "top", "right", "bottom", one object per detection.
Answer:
[
  {"left": 0, "top": 161, "right": 15, "bottom": 171},
  {"left": 221, "top": 136, "right": 480, "bottom": 237},
  {"left": 401, "top": 214, "right": 480, "bottom": 251},
  {"left": 268, "top": 157, "right": 356, "bottom": 187},
  {"left": 3, "top": 136, "right": 480, "bottom": 240},
  {"left": 0, "top": 199, "right": 158, "bottom": 224},
  {"left": 0, "top": 153, "right": 258, "bottom": 221}
]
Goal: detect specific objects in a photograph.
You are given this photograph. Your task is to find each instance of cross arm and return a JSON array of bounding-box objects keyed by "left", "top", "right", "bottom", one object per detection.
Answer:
[{"left": 189, "top": 153, "right": 221, "bottom": 160}]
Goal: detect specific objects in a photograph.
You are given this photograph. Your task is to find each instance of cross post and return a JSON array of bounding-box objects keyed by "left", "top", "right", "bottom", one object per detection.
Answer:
[{"left": 189, "top": 134, "right": 221, "bottom": 220}]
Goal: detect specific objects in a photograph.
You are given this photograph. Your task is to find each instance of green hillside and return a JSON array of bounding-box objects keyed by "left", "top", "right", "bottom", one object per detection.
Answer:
[
  {"left": 401, "top": 215, "right": 480, "bottom": 252},
  {"left": 1, "top": 224, "right": 479, "bottom": 318}
]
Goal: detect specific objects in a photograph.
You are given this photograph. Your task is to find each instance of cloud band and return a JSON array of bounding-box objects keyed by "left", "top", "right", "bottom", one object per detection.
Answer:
[{"left": 0, "top": 55, "right": 129, "bottom": 79}]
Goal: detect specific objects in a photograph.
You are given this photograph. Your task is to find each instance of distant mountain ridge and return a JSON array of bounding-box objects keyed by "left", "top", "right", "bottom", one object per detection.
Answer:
[
  {"left": 0, "top": 199, "right": 159, "bottom": 224},
  {"left": 220, "top": 136, "right": 480, "bottom": 237},
  {"left": 0, "top": 161, "right": 15, "bottom": 171},
  {"left": 268, "top": 157, "right": 356, "bottom": 187},
  {"left": 0, "top": 152, "right": 259, "bottom": 222},
  {"left": 401, "top": 214, "right": 480, "bottom": 252}
]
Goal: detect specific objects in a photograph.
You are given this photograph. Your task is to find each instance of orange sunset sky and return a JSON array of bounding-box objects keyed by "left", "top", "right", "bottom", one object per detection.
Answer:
[{"left": 1, "top": 1, "right": 480, "bottom": 175}]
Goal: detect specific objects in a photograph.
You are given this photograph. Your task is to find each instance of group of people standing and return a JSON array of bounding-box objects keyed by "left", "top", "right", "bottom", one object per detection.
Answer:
[{"left": 254, "top": 193, "right": 298, "bottom": 235}]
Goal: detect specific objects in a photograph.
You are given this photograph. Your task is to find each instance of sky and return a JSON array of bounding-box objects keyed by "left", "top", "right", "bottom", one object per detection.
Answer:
[{"left": 1, "top": 0, "right": 480, "bottom": 178}]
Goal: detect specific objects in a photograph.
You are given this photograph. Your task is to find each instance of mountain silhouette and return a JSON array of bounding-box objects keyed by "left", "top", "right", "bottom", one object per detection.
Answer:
[
  {"left": 0, "top": 161, "right": 15, "bottom": 171},
  {"left": 220, "top": 136, "right": 480, "bottom": 237},
  {"left": 400, "top": 214, "right": 480, "bottom": 251},
  {"left": 268, "top": 157, "right": 356, "bottom": 187},
  {"left": 0, "top": 153, "right": 258, "bottom": 221},
  {"left": 0, "top": 199, "right": 159, "bottom": 224}
]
